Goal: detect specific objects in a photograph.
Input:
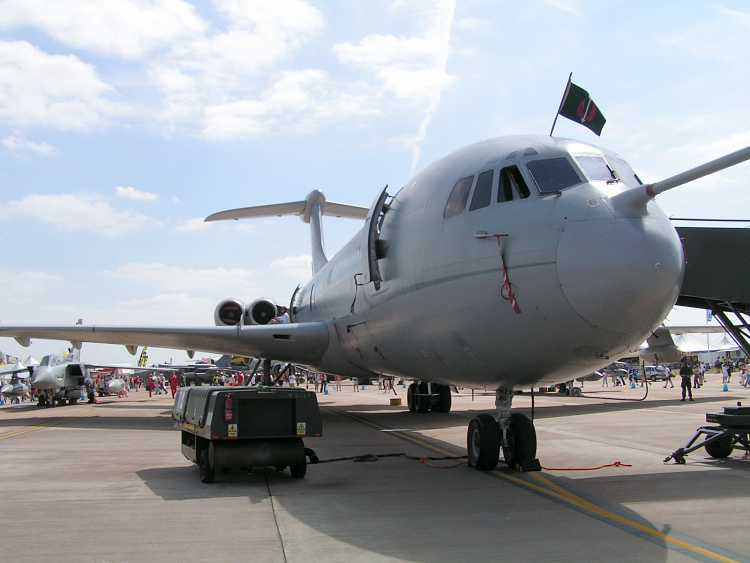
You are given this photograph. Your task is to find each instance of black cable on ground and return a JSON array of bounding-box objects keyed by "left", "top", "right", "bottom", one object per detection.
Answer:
[{"left": 311, "top": 452, "right": 467, "bottom": 465}]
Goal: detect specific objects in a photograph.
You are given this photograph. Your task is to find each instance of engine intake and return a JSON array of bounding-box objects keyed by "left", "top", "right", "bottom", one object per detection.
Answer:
[
  {"left": 214, "top": 299, "right": 245, "bottom": 326},
  {"left": 245, "top": 299, "right": 278, "bottom": 325}
]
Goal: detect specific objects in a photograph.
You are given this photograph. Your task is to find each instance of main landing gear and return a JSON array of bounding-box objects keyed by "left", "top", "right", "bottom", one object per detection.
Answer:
[
  {"left": 467, "top": 386, "right": 541, "bottom": 472},
  {"left": 407, "top": 382, "right": 452, "bottom": 413}
]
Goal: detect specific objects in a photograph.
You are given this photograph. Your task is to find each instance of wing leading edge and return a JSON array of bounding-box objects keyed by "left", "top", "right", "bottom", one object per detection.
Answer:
[{"left": 0, "top": 323, "right": 330, "bottom": 365}]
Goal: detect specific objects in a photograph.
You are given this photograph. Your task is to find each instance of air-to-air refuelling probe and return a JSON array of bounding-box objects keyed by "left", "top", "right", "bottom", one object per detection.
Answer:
[{"left": 3, "top": 134, "right": 750, "bottom": 470}]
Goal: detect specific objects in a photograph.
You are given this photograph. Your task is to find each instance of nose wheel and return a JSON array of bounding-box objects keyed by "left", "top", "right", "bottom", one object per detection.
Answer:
[{"left": 467, "top": 386, "right": 541, "bottom": 472}]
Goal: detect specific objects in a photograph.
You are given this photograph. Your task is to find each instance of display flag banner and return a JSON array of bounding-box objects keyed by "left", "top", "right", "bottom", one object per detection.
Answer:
[
  {"left": 138, "top": 347, "right": 149, "bottom": 368},
  {"left": 558, "top": 81, "right": 606, "bottom": 136}
]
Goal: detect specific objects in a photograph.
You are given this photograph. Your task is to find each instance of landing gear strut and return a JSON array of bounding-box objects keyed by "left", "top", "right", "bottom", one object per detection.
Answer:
[
  {"left": 467, "top": 386, "right": 541, "bottom": 472},
  {"left": 407, "top": 382, "right": 452, "bottom": 413}
]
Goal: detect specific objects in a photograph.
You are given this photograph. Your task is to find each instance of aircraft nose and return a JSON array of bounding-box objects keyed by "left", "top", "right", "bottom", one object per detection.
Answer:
[{"left": 557, "top": 217, "right": 684, "bottom": 335}]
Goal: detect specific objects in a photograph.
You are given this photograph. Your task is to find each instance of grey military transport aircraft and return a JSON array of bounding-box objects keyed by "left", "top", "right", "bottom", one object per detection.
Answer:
[{"left": 2, "top": 135, "right": 750, "bottom": 470}]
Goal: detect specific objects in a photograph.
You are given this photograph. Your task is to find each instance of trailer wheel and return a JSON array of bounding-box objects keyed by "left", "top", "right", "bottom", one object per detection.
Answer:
[
  {"left": 290, "top": 461, "right": 307, "bottom": 479},
  {"left": 407, "top": 383, "right": 416, "bottom": 412},
  {"left": 705, "top": 434, "right": 734, "bottom": 459},
  {"left": 199, "top": 448, "right": 215, "bottom": 483}
]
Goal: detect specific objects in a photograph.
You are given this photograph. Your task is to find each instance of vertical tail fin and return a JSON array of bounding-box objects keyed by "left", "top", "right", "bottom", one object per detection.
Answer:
[{"left": 205, "top": 190, "right": 369, "bottom": 275}]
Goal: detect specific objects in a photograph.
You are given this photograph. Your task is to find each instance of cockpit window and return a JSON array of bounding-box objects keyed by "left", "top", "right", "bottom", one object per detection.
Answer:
[
  {"left": 444, "top": 175, "right": 474, "bottom": 218},
  {"left": 609, "top": 156, "right": 643, "bottom": 188},
  {"left": 526, "top": 157, "right": 582, "bottom": 194},
  {"left": 576, "top": 156, "right": 618, "bottom": 183},
  {"left": 469, "top": 170, "right": 493, "bottom": 211},
  {"left": 498, "top": 165, "right": 530, "bottom": 202},
  {"left": 40, "top": 356, "right": 49, "bottom": 367}
]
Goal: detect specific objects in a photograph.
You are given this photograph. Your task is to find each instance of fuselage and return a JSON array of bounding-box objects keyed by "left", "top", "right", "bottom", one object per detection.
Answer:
[{"left": 292, "top": 135, "right": 684, "bottom": 388}]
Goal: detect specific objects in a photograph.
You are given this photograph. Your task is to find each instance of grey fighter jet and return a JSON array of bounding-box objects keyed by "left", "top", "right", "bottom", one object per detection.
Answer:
[{"left": 2, "top": 134, "right": 749, "bottom": 470}]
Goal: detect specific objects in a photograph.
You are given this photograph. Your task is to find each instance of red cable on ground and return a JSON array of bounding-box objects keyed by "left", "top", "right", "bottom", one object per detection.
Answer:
[{"left": 541, "top": 460, "right": 632, "bottom": 471}]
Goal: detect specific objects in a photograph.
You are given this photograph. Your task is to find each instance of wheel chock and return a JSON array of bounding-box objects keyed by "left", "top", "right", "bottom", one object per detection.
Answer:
[{"left": 519, "top": 458, "right": 542, "bottom": 472}]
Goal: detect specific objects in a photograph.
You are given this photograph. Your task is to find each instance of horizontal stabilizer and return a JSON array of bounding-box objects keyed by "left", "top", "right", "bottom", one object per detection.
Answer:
[
  {"left": 205, "top": 201, "right": 307, "bottom": 222},
  {"left": 205, "top": 191, "right": 368, "bottom": 225}
]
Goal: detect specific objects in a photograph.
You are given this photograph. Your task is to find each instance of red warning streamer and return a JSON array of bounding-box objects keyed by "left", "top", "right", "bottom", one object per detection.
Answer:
[{"left": 491, "top": 234, "right": 521, "bottom": 314}]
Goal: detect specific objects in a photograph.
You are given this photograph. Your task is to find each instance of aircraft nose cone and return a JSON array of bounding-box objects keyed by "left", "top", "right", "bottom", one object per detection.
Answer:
[{"left": 557, "top": 217, "right": 684, "bottom": 335}]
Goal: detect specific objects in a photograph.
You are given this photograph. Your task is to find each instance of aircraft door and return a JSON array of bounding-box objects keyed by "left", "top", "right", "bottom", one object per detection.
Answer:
[{"left": 359, "top": 185, "right": 390, "bottom": 291}]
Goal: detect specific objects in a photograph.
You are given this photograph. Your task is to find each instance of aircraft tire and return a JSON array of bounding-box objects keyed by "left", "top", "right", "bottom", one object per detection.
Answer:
[
  {"left": 407, "top": 383, "right": 416, "bottom": 412},
  {"left": 434, "top": 385, "right": 452, "bottom": 413},
  {"left": 290, "top": 461, "right": 307, "bottom": 478},
  {"left": 199, "top": 447, "right": 215, "bottom": 483},
  {"left": 415, "top": 382, "right": 430, "bottom": 413},
  {"left": 502, "top": 413, "right": 537, "bottom": 470},
  {"left": 467, "top": 414, "right": 500, "bottom": 470},
  {"left": 705, "top": 434, "right": 734, "bottom": 459},
  {"left": 68, "top": 399, "right": 78, "bottom": 406}
]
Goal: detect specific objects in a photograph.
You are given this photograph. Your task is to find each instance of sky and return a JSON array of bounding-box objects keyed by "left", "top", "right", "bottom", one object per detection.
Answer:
[{"left": 1, "top": 0, "right": 749, "bottom": 364}]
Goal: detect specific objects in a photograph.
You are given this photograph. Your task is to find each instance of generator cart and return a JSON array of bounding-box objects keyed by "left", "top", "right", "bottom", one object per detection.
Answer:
[{"left": 173, "top": 386, "right": 322, "bottom": 482}]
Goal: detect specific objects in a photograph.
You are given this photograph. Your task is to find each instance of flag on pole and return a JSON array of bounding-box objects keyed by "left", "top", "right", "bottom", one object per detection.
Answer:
[{"left": 557, "top": 81, "right": 606, "bottom": 135}]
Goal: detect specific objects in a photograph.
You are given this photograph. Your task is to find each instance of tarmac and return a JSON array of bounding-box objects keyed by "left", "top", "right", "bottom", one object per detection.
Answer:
[{"left": 1, "top": 377, "right": 749, "bottom": 562}]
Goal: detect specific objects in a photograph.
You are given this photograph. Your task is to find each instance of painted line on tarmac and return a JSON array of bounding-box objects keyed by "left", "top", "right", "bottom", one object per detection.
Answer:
[
  {"left": 328, "top": 407, "right": 739, "bottom": 563},
  {"left": 0, "top": 425, "right": 49, "bottom": 441}
]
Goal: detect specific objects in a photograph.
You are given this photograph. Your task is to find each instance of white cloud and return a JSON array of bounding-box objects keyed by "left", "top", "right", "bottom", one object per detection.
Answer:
[
  {"left": 333, "top": 0, "right": 456, "bottom": 173},
  {"left": 543, "top": 0, "right": 582, "bottom": 16},
  {"left": 0, "top": 41, "right": 114, "bottom": 129},
  {"left": 114, "top": 186, "right": 158, "bottom": 202},
  {"left": 202, "top": 69, "right": 376, "bottom": 140},
  {"left": 109, "top": 262, "right": 262, "bottom": 297},
  {"left": 2, "top": 132, "right": 58, "bottom": 157},
  {"left": 151, "top": 0, "right": 324, "bottom": 130},
  {"left": 175, "top": 217, "right": 210, "bottom": 232},
  {"left": 456, "top": 16, "right": 485, "bottom": 31},
  {"left": 0, "top": 270, "right": 63, "bottom": 304},
  {"left": 660, "top": 6, "right": 750, "bottom": 64},
  {"left": 270, "top": 255, "right": 312, "bottom": 282},
  {"left": 7, "top": 194, "right": 150, "bottom": 236},
  {"left": 0, "top": 0, "right": 206, "bottom": 59}
]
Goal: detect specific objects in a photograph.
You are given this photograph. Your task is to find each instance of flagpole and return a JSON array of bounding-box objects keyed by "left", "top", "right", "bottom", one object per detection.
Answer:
[{"left": 549, "top": 72, "right": 572, "bottom": 137}]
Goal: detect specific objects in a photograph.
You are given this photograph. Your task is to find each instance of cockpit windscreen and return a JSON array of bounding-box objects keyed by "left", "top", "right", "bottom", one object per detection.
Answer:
[
  {"left": 526, "top": 157, "right": 582, "bottom": 194},
  {"left": 576, "top": 155, "right": 618, "bottom": 183}
]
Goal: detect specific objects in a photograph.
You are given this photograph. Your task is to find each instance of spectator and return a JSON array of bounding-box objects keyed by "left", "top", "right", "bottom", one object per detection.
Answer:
[{"left": 679, "top": 358, "right": 694, "bottom": 401}]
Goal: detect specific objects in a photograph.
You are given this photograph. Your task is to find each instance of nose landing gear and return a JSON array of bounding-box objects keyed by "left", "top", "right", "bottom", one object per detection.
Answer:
[{"left": 467, "top": 386, "right": 541, "bottom": 472}]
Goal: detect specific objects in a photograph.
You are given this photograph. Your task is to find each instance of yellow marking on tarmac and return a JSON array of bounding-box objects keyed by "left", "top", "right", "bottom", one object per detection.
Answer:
[
  {"left": 331, "top": 407, "right": 738, "bottom": 563},
  {"left": 0, "top": 425, "right": 49, "bottom": 441}
]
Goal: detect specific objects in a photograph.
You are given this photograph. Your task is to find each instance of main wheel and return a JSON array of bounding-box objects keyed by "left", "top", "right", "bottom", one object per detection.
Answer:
[
  {"left": 415, "top": 382, "right": 430, "bottom": 413},
  {"left": 407, "top": 383, "right": 416, "bottom": 412},
  {"left": 434, "top": 385, "right": 452, "bottom": 413},
  {"left": 290, "top": 461, "right": 307, "bottom": 478},
  {"left": 705, "top": 434, "right": 734, "bottom": 459},
  {"left": 502, "top": 413, "right": 537, "bottom": 470},
  {"left": 199, "top": 447, "right": 215, "bottom": 483},
  {"left": 467, "top": 414, "right": 500, "bottom": 470}
]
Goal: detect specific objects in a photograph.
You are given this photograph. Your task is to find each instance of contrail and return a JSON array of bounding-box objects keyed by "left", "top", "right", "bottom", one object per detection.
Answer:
[{"left": 409, "top": 0, "right": 456, "bottom": 176}]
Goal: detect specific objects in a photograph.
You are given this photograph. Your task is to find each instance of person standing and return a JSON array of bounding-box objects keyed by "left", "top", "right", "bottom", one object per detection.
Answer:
[
  {"left": 721, "top": 361, "right": 730, "bottom": 385},
  {"left": 664, "top": 367, "right": 675, "bottom": 389},
  {"left": 169, "top": 372, "right": 179, "bottom": 399},
  {"left": 679, "top": 358, "right": 694, "bottom": 402}
]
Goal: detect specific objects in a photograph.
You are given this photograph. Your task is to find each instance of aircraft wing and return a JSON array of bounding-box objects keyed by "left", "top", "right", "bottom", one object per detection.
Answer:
[
  {"left": 666, "top": 325, "right": 728, "bottom": 335},
  {"left": 0, "top": 366, "right": 31, "bottom": 377},
  {"left": 0, "top": 323, "right": 330, "bottom": 365}
]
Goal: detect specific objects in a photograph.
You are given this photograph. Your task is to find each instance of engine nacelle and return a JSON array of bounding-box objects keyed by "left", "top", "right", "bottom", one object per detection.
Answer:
[
  {"left": 245, "top": 298, "right": 278, "bottom": 325},
  {"left": 214, "top": 299, "right": 245, "bottom": 326}
]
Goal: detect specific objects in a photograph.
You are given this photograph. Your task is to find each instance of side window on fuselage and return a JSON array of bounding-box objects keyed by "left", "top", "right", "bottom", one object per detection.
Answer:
[
  {"left": 443, "top": 175, "right": 474, "bottom": 218},
  {"left": 498, "top": 165, "right": 530, "bottom": 202},
  {"left": 469, "top": 170, "right": 494, "bottom": 211}
]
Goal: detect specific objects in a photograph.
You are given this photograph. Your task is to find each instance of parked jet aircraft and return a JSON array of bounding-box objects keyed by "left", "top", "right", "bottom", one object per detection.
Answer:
[
  {"left": 0, "top": 351, "right": 158, "bottom": 406},
  {"left": 640, "top": 325, "right": 731, "bottom": 364},
  {"left": 2, "top": 135, "right": 749, "bottom": 470}
]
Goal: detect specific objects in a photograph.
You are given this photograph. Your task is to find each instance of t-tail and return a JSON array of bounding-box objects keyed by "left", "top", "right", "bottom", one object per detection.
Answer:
[{"left": 205, "top": 190, "right": 368, "bottom": 274}]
